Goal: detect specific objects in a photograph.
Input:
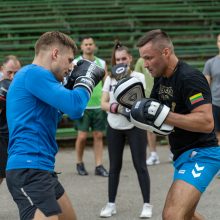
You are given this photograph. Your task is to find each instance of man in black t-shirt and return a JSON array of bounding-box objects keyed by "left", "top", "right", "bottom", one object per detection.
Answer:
[{"left": 135, "top": 30, "right": 220, "bottom": 220}]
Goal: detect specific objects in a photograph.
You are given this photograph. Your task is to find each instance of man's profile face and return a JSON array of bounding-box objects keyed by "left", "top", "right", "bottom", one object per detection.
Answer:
[
  {"left": 52, "top": 46, "right": 74, "bottom": 82},
  {"left": 80, "top": 38, "right": 96, "bottom": 56},
  {"left": 139, "top": 42, "right": 168, "bottom": 78},
  {"left": 2, "top": 60, "right": 21, "bottom": 80}
]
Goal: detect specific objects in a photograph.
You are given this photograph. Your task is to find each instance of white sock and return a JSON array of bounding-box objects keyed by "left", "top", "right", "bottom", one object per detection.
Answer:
[{"left": 151, "top": 152, "right": 158, "bottom": 157}]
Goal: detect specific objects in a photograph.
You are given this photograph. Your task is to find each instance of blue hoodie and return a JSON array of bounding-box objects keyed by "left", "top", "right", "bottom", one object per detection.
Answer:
[{"left": 6, "top": 64, "right": 89, "bottom": 171}]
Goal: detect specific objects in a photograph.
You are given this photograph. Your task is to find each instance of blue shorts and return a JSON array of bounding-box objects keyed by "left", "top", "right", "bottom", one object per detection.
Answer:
[{"left": 173, "top": 146, "right": 220, "bottom": 193}]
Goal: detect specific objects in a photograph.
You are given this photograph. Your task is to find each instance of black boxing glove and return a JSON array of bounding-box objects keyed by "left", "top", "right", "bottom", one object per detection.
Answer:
[
  {"left": 130, "top": 98, "right": 173, "bottom": 135},
  {"left": 65, "top": 59, "right": 105, "bottom": 96},
  {"left": 0, "top": 79, "right": 11, "bottom": 109}
]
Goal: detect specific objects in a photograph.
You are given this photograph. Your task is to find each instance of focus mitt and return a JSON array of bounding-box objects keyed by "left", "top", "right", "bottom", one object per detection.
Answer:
[
  {"left": 130, "top": 98, "right": 173, "bottom": 135},
  {"left": 113, "top": 76, "right": 145, "bottom": 109}
]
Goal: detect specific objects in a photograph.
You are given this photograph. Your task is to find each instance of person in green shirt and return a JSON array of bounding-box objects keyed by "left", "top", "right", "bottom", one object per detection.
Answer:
[{"left": 73, "top": 36, "right": 109, "bottom": 177}]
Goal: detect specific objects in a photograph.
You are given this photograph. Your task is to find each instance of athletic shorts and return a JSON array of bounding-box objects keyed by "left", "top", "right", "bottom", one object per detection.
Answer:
[
  {"left": 173, "top": 146, "right": 220, "bottom": 193},
  {"left": 0, "top": 137, "right": 8, "bottom": 178},
  {"left": 6, "top": 169, "right": 64, "bottom": 220},
  {"left": 75, "top": 108, "right": 107, "bottom": 132},
  {"left": 213, "top": 104, "right": 220, "bottom": 131}
]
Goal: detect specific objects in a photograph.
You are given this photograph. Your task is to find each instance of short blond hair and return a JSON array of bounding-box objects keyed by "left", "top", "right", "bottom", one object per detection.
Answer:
[{"left": 35, "top": 31, "right": 77, "bottom": 55}]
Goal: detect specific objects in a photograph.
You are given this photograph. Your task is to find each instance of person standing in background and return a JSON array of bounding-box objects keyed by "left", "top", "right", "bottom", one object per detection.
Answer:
[
  {"left": 100, "top": 42, "right": 152, "bottom": 218},
  {"left": 0, "top": 55, "right": 21, "bottom": 81},
  {"left": 73, "top": 36, "right": 108, "bottom": 177},
  {"left": 203, "top": 33, "right": 220, "bottom": 178},
  {"left": 203, "top": 33, "right": 220, "bottom": 144},
  {"left": 0, "top": 55, "right": 21, "bottom": 185}
]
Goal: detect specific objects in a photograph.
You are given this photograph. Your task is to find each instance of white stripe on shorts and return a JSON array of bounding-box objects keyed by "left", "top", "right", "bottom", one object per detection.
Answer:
[{"left": 21, "top": 187, "right": 34, "bottom": 206}]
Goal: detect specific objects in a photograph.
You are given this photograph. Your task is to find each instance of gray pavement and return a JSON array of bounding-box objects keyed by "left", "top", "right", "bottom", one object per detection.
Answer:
[{"left": 0, "top": 145, "right": 219, "bottom": 220}]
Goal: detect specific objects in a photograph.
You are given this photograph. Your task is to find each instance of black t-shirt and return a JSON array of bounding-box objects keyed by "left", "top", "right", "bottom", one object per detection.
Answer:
[
  {"left": 0, "top": 79, "right": 10, "bottom": 139},
  {"left": 151, "top": 61, "right": 218, "bottom": 160}
]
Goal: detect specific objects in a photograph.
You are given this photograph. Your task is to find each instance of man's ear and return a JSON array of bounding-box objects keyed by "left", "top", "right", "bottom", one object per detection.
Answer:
[
  {"left": 162, "top": 48, "right": 171, "bottom": 57},
  {"left": 52, "top": 48, "right": 59, "bottom": 60}
]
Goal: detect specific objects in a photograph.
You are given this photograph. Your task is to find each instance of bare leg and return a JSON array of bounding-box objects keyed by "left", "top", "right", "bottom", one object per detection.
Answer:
[
  {"left": 162, "top": 180, "right": 204, "bottom": 220},
  {"left": 0, "top": 178, "right": 3, "bottom": 185},
  {"left": 33, "top": 192, "right": 77, "bottom": 220},
  {"left": 75, "top": 131, "right": 87, "bottom": 163},
  {"left": 33, "top": 209, "right": 58, "bottom": 220},
  {"left": 93, "top": 131, "right": 104, "bottom": 166},
  {"left": 58, "top": 192, "right": 77, "bottom": 220},
  {"left": 147, "top": 131, "right": 157, "bottom": 153},
  {"left": 146, "top": 132, "right": 159, "bottom": 165},
  {"left": 192, "top": 212, "right": 205, "bottom": 220}
]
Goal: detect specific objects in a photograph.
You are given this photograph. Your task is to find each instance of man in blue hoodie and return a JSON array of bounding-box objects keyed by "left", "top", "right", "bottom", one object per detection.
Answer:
[{"left": 6, "top": 31, "right": 104, "bottom": 220}]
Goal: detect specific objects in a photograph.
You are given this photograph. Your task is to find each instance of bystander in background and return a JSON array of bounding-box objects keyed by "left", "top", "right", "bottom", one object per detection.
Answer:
[
  {"left": 100, "top": 42, "right": 152, "bottom": 218},
  {"left": 203, "top": 33, "right": 220, "bottom": 144},
  {"left": 0, "top": 55, "right": 21, "bottom": 185},
  {"left": 73, "top": 36, "right": 108, "bottom": 177}
]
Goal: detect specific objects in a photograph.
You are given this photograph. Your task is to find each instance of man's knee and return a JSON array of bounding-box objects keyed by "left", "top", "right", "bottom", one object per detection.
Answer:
[
  {"left": 93, "top": 131, "right": 103, "bottom": 141},
  {"left": 162, "top": 207, "right": 179, "bottom": 220},
  {"left": 163, "top": 207, "right": 196, "bottom": 220},
  {"left": 76, "top": 132, "right": 88, "bottom": 142}
]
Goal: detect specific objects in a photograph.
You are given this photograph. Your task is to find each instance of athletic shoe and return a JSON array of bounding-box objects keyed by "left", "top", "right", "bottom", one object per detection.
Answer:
[
  {"left": 76, "top": 162, "right": 88, "bottom": 176},
  {"left": 139, "top": 203, "right": 153, "bottom": 218},
  {"left": 146, "top": 155, "right": 160, "bottom": 165},
  {"left": 95, "top": 165, "right": 109, "bottom": 177},
  {"left": 100, "top": 203, "right": 116, "bottom": 217},
  {"left": 169, "top": 153, "right": 174, "bottom": 163}
]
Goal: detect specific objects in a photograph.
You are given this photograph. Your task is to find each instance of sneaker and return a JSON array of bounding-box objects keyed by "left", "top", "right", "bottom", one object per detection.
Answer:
[
  {"left": 146, "top": 155, "right": 160, "bottom": 166},
  {"left": 95, "top": 165, "right": 109, "bottom": 177},
  {"left": 76, "top": 162, "right": 88, "bottom": 176},
  {"left": 169, "top": 153, "right": 174, "bottom": 163},
  {"left": 139, "top": 203, "right": 153, "bottom": 218},
  {"left": 100, "top": 203, "right": 116, "bottom": 217}
]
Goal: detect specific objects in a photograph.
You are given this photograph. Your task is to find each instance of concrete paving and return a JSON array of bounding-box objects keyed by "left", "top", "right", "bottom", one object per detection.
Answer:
[{"left": 0, "top": 145, "right": 219, "bottom": 220}]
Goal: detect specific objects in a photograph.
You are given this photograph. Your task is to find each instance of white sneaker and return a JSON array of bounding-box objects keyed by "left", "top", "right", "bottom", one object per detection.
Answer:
[
  {"left": 100, "top": 203, "right": 116, "bottom": 217},
  {"left": 169, "top": 153, "right": 173, "bottom": 162},
  {"left": 146, "top": 155, "right": 160, "bottom": 165},
  {"left": 139, "top": 203, "right": 153, "bottom": 218}
]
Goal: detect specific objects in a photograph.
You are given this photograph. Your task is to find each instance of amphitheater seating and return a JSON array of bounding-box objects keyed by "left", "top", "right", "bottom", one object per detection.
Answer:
[
  {"left": 0, "top": 0, "right": 219, "bottom": 140},
  {"left": 0, "top": 0, "right": 219, "bottom": 68}
]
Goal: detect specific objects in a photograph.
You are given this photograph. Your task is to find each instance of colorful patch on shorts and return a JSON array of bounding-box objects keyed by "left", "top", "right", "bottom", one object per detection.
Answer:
[{"left": 189, "top": 93, "right": 204, "bottom": 105}]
